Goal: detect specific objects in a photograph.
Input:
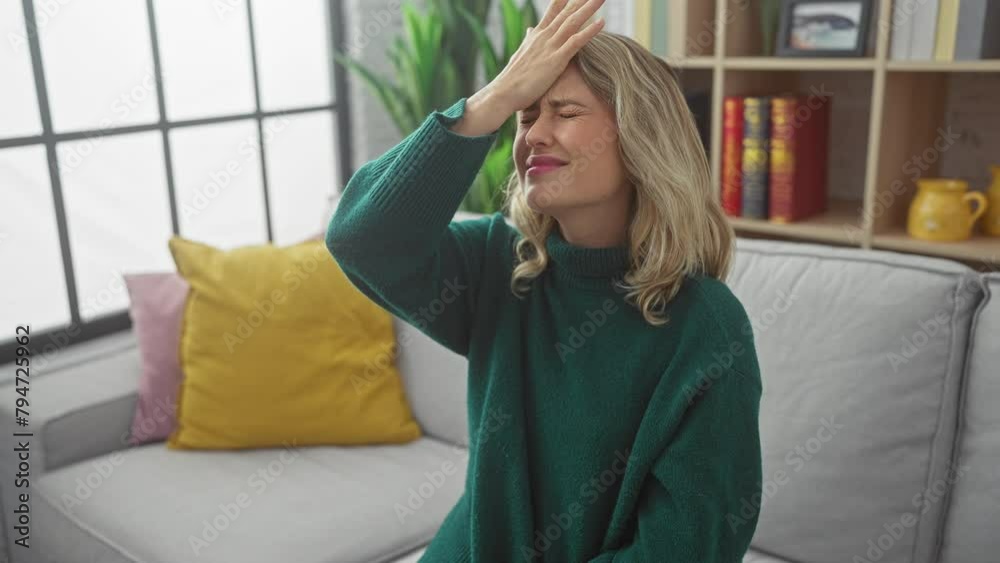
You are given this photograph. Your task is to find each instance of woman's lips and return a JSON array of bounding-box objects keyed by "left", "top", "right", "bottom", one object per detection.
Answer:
[{"left": 526, "top": 163, "right": 566, "bottom": 176}]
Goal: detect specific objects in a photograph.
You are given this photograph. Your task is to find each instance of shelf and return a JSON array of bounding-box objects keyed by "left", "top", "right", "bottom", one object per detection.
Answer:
[
  {"left": 724, "top": 57, "right": 878, "bottom": 71},
  {"left": 689, "top": 0, "right": 1000, "bottom": 268},
  {"left": 671, "top": 56, "right": 717, "bottom": 69},
  {"left": 727, "top": 199, "right": 863, "bottom": 246},
  {"left": 683, "top": 58, "right": 1000, "bottom": 73},
  {"left": 873, "top": 229, "right": 1000, "bottom": 266},
  {"left": 886, "top": 60, "right": 1000, "bottom": 73}
]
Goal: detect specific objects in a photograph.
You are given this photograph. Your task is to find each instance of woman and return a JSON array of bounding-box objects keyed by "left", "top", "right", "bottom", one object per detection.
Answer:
[{"left": 326, "top": 0, "right": 763, "bottom": 561}]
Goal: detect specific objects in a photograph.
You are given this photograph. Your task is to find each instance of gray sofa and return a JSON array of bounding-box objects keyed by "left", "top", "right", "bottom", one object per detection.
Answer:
[{"left": 1, "top": 211, "right": 997, "bottom": 563}]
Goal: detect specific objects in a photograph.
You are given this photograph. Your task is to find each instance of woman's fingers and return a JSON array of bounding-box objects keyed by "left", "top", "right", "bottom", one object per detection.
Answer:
[
  {"left": 547, "top": 0, "right": 589, "bottom": 33},
  {"left": 554, "top": 0, "right": 605, "bottom": 43},
  {"left": 557, "top": 15, "right": 604, "bottom": 57},
  {"left": 483, "top": 0, "right": 605, "bottom": 112},
  {"left": 536, "top": 0, "right": 569, "bottom": 30}
]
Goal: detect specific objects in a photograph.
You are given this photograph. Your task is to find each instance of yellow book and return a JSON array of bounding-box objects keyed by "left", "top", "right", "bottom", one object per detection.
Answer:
[
  {"left": 934, "top": 0, "right": 961, "bottom": 61},
  {"left": 634, "top": 0, "right": 652, "bottom": 49}
]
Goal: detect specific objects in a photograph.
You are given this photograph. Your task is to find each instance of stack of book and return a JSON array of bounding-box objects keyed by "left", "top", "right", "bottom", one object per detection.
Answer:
[
  {"left": 720, "top": 95, "right": 832, "bottom": 223},
  {"left": 890, "top": 0, "right": 1000, "bottom": 60}
]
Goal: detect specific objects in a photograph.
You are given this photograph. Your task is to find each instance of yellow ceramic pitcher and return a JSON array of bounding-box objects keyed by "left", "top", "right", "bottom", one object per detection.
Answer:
[
  {"left": 985, "top": 166, "right": 1000, "bottom": 237},
  {"left": 907, "top": 178, "right": 988, "bottom": 242}
]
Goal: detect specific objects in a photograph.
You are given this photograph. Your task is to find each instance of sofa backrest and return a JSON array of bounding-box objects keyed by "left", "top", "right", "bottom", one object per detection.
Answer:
[
  {"left": 727, "top": 239, "right": 985, "bottom": 563},
  {"left": 389, "top": 215, "right": 995, "bottom": 563},
  {"left": 938, "top": 273, "right": 999, "bottom": 562},
  {"left": 393, "top": 315, "right": 470, "bottom": 448}
]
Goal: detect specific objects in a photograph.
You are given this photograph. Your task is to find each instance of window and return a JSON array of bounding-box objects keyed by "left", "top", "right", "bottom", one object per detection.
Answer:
[{"left": 1, "top": 0, "right": 352, "bottom": 364}]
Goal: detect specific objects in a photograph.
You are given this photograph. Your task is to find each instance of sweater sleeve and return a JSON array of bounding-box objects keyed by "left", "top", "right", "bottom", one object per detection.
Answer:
[
  {"left": 587, "top": 370, "right": 763, "bottom": 563},
  {"left": 325, "top": 97, "right": 501, "bottom": 357}
]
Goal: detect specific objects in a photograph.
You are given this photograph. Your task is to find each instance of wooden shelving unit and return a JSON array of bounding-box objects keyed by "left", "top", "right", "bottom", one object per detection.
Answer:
[
  {"left": 723, "top": 57, "right": 878, "bottom": 70},
  {"left": 873, "top": 229, "right": 1000, "bottom": 264},
  {"left": 886, "top": 60, "right": 1000, "bottom": 73},
  {"left": 661, "top": 0, "right": 1000, "bottom": 270},
  {"left": 727, "top": 198, "right": 862, "bottom": 245}
]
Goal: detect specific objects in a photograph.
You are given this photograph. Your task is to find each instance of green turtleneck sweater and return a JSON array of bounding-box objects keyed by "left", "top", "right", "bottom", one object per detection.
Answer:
[{"left": 325, "top": 97, "right": 763, "bottom": 563}]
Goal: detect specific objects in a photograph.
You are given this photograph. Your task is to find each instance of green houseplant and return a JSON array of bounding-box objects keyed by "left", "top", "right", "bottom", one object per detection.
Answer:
[{"left": 333, "top": 0, "right": 538, "bottom": 214}]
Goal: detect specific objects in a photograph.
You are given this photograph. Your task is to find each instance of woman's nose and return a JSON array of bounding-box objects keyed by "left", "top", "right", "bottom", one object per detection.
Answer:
[{"left": 524, "top": 117, "right": 553, "bottom": 146}]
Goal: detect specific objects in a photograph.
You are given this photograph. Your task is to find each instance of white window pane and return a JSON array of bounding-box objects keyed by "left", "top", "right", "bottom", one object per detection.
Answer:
[
  {"left": 154, "top": 0, "right": 255, "bottom": 121},
  {"left": 0, "top": 145, "right": 71, "bottom": 331},
  {"left": 0, "top": 1, "right": 42, "bottom": 138},
  {"left": 59, "top": 132, "right": 173, "bottom": 321},
  {"left": 171, "top": 120, "right": 267, "bottom": 249},
  {"left": 252, "top": 0, "right": 332, "bottom": 111},
  {"left": 37, "top": 0, "right": 158, "bottom": 133},
  {"left": 264, "top": 112, "right": 337, "bottom": 245}
]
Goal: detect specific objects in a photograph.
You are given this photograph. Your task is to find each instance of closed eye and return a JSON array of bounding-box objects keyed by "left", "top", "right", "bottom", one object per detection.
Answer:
[{"left": 519, "top": 113, "right": 581, "bottom": 124}]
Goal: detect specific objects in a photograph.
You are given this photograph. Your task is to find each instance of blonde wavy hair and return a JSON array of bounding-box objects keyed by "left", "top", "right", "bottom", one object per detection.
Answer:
[{"left": 501, "top": 31, "right": 735, "bottom": 327}]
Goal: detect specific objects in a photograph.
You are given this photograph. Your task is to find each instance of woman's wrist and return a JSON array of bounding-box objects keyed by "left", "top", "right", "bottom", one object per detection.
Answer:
[{"left": 449, "top": 85, "right": 515, "bottom": 137}]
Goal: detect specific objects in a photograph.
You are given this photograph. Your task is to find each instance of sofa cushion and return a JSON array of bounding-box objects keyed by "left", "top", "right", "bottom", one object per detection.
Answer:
[
  {"left": 166, "top": 236, "right": 422, "bottom": 450},
  {"left": 385, "top": 544, "right": 799, "bottom": 562},
  {"left": 728, "top": 239, "right": 986, "bottom": 563},
  {"left": 387, "top": 545, "right": 429, "bottom": 563},
  {"left": 34, "top": 437, "right": 468, "bottom": 563},
  {"left": 742, "top": 549, "right": 798, "bottom": 563},
  {"left": 939, "top": 273, "right": 1000, "bottom": 563},
  {"left": 123, "top": 272, "right": 188, "bottom": 445}
]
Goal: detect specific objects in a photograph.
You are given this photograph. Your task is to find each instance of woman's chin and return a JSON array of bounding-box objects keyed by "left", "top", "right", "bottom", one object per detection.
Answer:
[{"left": 525, "top": 184, "right": 559, "bottom": 212}]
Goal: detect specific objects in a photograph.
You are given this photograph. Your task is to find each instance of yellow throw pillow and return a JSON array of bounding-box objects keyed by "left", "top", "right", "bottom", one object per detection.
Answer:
[{"left": 166, "top": 236, "right": 422, "bottom": 450}]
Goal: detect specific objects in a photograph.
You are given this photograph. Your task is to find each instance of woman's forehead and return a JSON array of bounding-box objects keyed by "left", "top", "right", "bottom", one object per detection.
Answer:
[{"left": 523, "top": 95, "right": 591, "bottom": 112}]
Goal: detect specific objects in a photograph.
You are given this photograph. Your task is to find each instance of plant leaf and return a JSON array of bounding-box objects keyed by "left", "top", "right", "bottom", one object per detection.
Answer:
[
  {"left": 457, "top": 4, "right": 500, "bottom": 81},
  {"left": 399, "top": 4, "right": 429, "bottom": 114},
  {"left": 501, "top": 0, "right": 523, "bottom": 59},
  {"left": 385, "top": 43, "right": 420, "bottom": 126},
  {"left": 438, "top": 55, "right": 460, "bottom": 109},
  {"left": 479, "top": 138, "right": 514, "bottom": 213},
  {"left": 521, "top": 0, "right": 539, "bottom": 27},
  {"left": 333, "top": 51, "right": 409, "bottom": 135}
]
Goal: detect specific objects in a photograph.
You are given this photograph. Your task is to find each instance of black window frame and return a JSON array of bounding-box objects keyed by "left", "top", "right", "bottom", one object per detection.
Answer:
[{"left": 1, "top": 0, "right": 354, "bottom": 365}]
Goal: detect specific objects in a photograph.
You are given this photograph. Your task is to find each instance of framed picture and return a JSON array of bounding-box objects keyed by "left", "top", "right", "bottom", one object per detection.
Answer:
[{"left": 775, "top": 0, "right": 872, "bottom": 57}]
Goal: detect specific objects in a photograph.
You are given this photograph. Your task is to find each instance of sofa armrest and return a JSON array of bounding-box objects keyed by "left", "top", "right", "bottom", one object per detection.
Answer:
[
  {"left": 0, "top": 332, "right": 139, "bottom": 562},
  {"left": 0, "top": 331, "right": 140, "bottom": 474}
]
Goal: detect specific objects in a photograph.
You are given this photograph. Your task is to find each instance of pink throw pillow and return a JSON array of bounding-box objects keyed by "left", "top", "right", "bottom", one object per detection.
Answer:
[{"left": 123, "top": 272, "right": 189, "bottom": 445}]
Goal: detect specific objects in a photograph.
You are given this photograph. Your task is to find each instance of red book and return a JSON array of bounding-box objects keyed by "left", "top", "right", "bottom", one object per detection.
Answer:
[
  {"left": 721, "top": 97, "right": 744, "bottom": 217},
  {"left": 768, "top": 95, "right": 831, "bottom": 223}
]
